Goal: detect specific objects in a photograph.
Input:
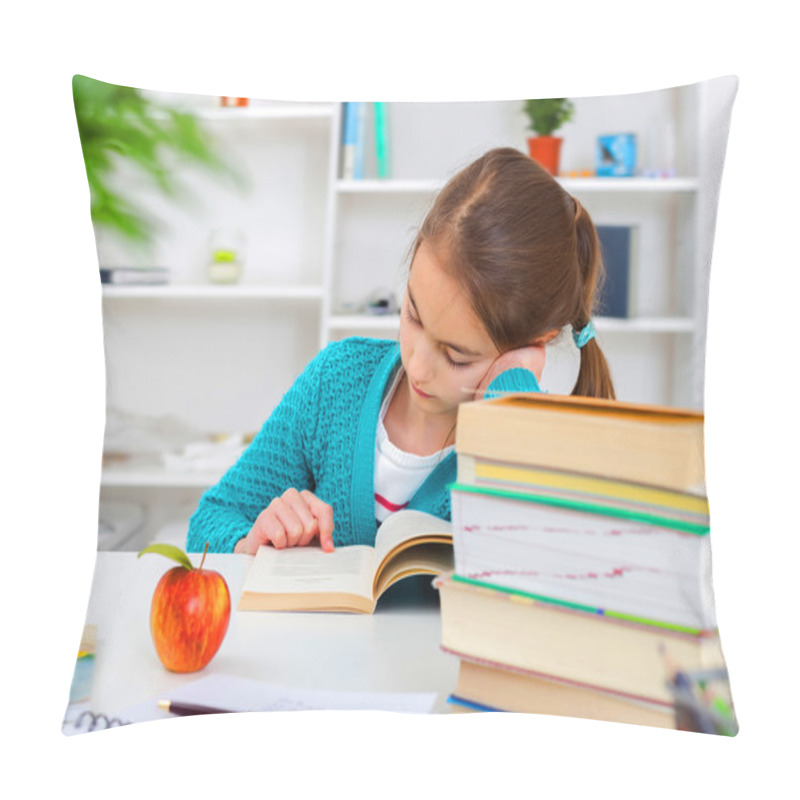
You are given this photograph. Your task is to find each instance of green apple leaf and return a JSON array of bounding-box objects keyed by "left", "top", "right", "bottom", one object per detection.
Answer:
[{"left": 137, "top": 543, "right": 194, "bottom": 570}]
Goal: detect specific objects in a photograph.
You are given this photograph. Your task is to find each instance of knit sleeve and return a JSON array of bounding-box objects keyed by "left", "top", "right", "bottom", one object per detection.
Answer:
[
  {"left": 186, "top": 347, "right": 328, "bottom": 553},
  {"left": 484, "top": 367, "right": 541, "bottom": 399}
]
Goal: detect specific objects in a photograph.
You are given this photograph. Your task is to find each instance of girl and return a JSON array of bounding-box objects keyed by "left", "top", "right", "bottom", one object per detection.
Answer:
[{"left": 187, "top": 147, "right": 615, "bottom": 554}]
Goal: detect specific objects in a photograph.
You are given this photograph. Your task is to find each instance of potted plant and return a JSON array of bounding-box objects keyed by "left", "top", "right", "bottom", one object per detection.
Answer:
[{"left": 522, "top": 98, "right": 575, "bottom": 175}]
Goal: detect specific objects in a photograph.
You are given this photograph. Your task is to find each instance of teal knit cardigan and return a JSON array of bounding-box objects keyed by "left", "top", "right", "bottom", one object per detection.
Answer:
[{"left": 186, "top": 337, "right": 540, "bottom": 553}]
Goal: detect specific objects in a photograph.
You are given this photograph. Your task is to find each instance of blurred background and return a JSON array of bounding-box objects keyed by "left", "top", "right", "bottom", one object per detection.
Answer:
[{"left": 74, "top": 76, "right": 736, "bottom": 550}]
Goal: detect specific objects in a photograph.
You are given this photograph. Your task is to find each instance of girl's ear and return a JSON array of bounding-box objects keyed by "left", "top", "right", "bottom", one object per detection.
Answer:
[{"left": 531, "top": 328, "right": 560, "bottom": 347}]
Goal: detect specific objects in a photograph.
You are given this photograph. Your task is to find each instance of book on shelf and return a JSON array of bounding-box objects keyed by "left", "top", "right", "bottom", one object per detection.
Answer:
[
  {"left": 455, "top": 393, "right": 706, "bottom": 494},
  {"left": 373, "top": 102, "right": 390, "bottom": 178},
  {"left": 341, "top": 101, "right": 357, "bottom": 180},
  {"left": 100, "top": 267, "right": 170, "bottom": 285},
  {"left": 340, "top": 101, "right": 366, "bottom": 180},
  {"left": 448, "top": 654, "right": 674, "bottom": 728},
  {"left": 353, "top": 101, "right": 366, "bottom": 180},
  {"left": 238, "top": 509, "right": 452, "bottom": 613},
  {"left": 435, "top": 574, "right": 725, "bottom": 707},
  {"left": 596, "top": 224, "right": 638, "bottom": 318},
  {"left": 450, "top": 482, "right": 714, "bottom": 632}
]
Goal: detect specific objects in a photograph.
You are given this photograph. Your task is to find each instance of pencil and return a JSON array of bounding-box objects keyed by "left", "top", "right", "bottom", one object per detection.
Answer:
[{"left": 157, "top": 700, "right": 232, "bottom": 716}]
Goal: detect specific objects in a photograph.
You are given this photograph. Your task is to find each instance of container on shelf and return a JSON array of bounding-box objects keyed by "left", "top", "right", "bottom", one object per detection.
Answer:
[{"left": 207, "top": 229, "right": 245, "bottom": 284}]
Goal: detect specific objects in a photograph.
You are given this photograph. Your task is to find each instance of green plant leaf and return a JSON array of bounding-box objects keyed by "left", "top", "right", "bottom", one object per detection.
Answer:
[
  {"left": 72, "top": 74, "right": 245, "bottom": 249},
  {"left": 522, "top": 98, "right": 575, "bottom": 137},
  {"left": 137, "top": 543, "right": 194, "bottom": 570}
]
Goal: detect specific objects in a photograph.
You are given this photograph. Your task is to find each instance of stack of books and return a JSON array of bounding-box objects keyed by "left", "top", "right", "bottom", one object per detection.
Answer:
[{"left": 437, "top": 392, "right": 731, "bottom": 731}]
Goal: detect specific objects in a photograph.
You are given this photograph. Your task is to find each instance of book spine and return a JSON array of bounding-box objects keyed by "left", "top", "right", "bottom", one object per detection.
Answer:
[
  {"left": 337, "top": 102, "right": 348, "bottom": 178},
  {"left": 341, "top": 102, "right": 357, "bottom": 180},
  {"left": 353, "top": 102, "right": 366, "bottom": 180},
  {"left": 374, "top": 102, "right": 390, "bottom": 179}
]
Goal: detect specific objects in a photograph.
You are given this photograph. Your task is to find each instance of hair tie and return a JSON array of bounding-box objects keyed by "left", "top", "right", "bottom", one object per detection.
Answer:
[{"left": 572, "top": 319, "right": 596, "bottom": 349}]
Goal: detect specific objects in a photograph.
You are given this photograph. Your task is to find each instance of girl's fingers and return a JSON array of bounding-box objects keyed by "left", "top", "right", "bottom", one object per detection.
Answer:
[
  {"left": 234, "top": 535, "right": 257, "bottom": 555},
  {"left": 301, "top": 490, "right": 335, "bottom": 552},
  {"left": 252, "top": 508, "right": 287, "bottom": 549},
  {"left": 280, "top": 488, "right": 319, "bottom": 546},
  {"left": 268, "top": 497, "right": 310, "bottom": 548},
  {"left": 248, "top": 490, "right": 335, "bottom": 552}
]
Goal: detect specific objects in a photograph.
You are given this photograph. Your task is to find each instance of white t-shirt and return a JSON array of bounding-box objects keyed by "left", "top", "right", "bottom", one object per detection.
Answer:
[{"left": 374, "top": 368, "right": 454, "bottom": 524}]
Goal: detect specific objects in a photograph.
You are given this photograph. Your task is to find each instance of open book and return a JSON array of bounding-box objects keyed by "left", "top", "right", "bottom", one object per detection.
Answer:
[{"left": 237, "top": 510, "right": 453, "bottom": 613}]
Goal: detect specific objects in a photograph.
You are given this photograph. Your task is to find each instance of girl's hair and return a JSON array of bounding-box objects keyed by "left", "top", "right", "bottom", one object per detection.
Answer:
[{"left": 411, "top": 147, "right": 615, "bottom": 400}]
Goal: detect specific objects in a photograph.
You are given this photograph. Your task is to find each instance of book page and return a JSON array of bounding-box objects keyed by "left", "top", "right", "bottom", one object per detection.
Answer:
[
  {"left": 374, "top": 542, "right": 454, "bottom": 597},
  {"left": 241, "top": 544, "right": 377, "bottom": 601},
  {"left": 451, "top": 488, "right": 713, "bottom": 629},
  {"left": 373, "top": 509, "right": 452, "bottom": 565},
  {"left": 117, "top": 674, "right": 437, "bottom": 721}
]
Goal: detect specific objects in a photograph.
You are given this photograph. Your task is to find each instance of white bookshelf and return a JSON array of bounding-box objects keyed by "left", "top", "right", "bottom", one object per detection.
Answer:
[
  {"left": 327, "top": 314, "right": 697, "bottom": 335},
  {"left": 558, "top": 177, "right": 699, "bottom": 193},
  {"left": 101, "top": 284, "right": 324, "bottom": 300},
  {"left": 337, "top": 179, "right": 442, "bottom": 194},
  {"left": 101, "top": 461, "right": 224, "bottom": 489},
  {"left": 337, "top": 176, "right": 699, "bottom": 195},
  {"left": 94, "top": 81, "right": 735, "bottom": 546}
]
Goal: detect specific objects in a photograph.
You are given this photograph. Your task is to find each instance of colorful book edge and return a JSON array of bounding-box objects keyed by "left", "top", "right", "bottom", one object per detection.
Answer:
[{"left": 444, "top": 574, "right": 714, "bottom": 637}]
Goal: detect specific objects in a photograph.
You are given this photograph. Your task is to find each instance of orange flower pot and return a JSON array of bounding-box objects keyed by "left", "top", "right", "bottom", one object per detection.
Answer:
[{"left": 527, "top": 136, "right": 563, "bottom": 175}]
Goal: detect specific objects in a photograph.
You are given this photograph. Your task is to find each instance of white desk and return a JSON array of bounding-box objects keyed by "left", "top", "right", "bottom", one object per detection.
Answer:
[{"left": 71, "top": 552, "right": 460, "bottom": 724}]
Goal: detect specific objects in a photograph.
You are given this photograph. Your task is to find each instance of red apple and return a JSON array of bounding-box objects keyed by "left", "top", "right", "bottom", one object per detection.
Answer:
[{"left": 138, "top": 542, "right": 231, "bottom": 673}]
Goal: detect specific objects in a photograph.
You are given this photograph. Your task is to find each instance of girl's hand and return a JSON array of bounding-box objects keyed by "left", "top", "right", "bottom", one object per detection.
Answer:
[
  {"left": 475, "top": 344, "right": 547, "bottom": 398},
  {"left": 234, "top": 489, "right": 335, "bottom": 555}
]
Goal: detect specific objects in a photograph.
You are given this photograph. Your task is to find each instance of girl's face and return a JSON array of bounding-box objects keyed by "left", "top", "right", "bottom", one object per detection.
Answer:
[{"left": 399, "top": 241, "right": 499, "bottom": 420}]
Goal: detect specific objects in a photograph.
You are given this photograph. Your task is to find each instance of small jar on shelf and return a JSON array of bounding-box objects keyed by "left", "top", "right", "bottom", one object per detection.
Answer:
[{"left": 207, "top": 229, "right": 245, "bottom": 284}]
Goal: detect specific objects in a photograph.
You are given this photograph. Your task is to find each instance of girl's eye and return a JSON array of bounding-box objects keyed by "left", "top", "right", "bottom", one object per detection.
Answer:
[
  {"left": 404, "top": 307, "right": 420, "bottom": 326},
  {"left": 445, "top": 352, "right": 472, "bottom": 370},
  {"left": 405, "top": 302, "right": 473, "bottom": 369}
]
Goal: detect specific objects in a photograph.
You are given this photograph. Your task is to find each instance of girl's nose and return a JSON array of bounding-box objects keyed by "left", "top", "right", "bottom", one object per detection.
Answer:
[{"left": 407, "top": 338, "right": 435, "bottom": 383}]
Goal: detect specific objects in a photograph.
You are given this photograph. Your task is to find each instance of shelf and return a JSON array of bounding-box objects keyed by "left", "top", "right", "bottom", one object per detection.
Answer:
[
  {"left": 151, "top": 103, "right": 337, "bottom": 122},
  {"left": 337, "top": 179, "right": 442, "bottom": 194},
  {"left": 101, "top": 284, "right": 325, "bottom": 300},
  {"left": 594, "top": 317, "right": 696, "bottom": 333},
  {"left": 329, "top": 314, "right": 402, "bottom": 331},
  {"left": 336, "top": 177, "right": 698, "bottom": 195},
  {"left": 557, "top": 177, "right": 699, "bottom": 193},
  {"left": 102, "top": 468, "right": 220, "bottom": 489},
  {"left": 101, "top": 456, "right": 228, "bottom": 489},
  {"left": 328, "top": 314, "right": 696, "bottom": 334}
]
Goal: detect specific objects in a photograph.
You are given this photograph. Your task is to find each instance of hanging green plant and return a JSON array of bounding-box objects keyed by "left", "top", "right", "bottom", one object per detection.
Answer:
[{"left": 72, "top": 75, "right": 244, "bottom": 251}]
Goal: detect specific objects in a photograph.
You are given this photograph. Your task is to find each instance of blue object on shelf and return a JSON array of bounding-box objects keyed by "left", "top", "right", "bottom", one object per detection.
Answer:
[
  {"left": 596, "top": 225, "right": 634, "bottom": 318},
  {"left": 597, "top": 133, "right": 637, "bottom": 177}
]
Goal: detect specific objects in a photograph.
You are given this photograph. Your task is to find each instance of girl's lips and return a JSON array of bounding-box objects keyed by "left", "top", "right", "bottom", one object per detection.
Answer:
[{"left": 412, "top": 383, "right": 433, "bottom": 399}]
